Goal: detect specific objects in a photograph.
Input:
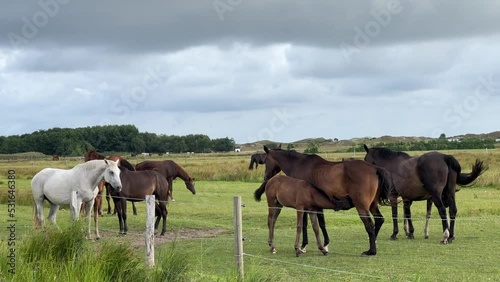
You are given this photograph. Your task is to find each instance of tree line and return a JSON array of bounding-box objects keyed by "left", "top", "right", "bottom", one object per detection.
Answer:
[{"left": 0, "top": 125, "right": 236, "bottom": 156}]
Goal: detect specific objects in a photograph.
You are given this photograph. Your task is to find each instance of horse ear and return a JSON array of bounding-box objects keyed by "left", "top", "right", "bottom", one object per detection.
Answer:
[
  {"left": 363, "top": 144, "right": 369, "bottom": 153},
  {"left": 104, "top": 159, "right": 109, "bottom": 165},
  {"left": 264, "top": 145, "right": 269, "bottom": 154}
]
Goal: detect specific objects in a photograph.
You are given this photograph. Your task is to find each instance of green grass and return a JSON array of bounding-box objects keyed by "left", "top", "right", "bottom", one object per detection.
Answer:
[{"left": 1, "top": 150, "right": 500, "bottom": 281}]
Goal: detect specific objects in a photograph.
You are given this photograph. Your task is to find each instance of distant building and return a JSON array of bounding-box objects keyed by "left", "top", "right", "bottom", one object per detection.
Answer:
[
  {"left": 447, "top": 138, "right": 461, "bottom": 142},
  {"left": 234, "top": 147, "right": 241, "bottom": 152},
  {"left": 495, "top": 138, "right": 500, "bottom": 142}
]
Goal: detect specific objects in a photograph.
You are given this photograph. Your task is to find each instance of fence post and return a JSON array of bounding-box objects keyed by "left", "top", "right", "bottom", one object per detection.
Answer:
[
  {"left": 233, "top": 196, "right": 244, "bottom": 280},
  {"left": 145, "top": 195, "right": 155, "bottom": 268}
]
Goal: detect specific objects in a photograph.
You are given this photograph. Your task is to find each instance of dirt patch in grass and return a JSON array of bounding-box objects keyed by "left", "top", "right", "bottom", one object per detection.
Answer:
[{"left": 99, "top": 228, "right": 228, "bottom": 248}]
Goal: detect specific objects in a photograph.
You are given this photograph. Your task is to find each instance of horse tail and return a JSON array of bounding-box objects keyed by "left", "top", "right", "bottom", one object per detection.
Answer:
[
  {"left": 445, "top": 156, "right": 487, "bottom": 186},
  {"left": 33, "top": 198, "right": 41, "bottom": 229},
  {"left": 375, "top": 167, "right": 395, "bottom": 206},
  {"left": 254, "top": 180, "right": 268, "bottom": 202},
  {"left": 154, "top": 172, "right": 169, "bottom": 204}
]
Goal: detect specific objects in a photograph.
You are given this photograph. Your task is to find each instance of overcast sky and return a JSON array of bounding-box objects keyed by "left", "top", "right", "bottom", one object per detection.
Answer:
[{"left": 1, "top": 1, "right": 499, "bottom": 144}]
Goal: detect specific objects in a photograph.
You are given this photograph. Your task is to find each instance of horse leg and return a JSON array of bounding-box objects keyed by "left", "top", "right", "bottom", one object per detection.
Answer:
[
  {"left": 424, "top": 198, "right": 432, "bottom": 239},
  {"left": 389, "top": 197, "right": 399, "bottom": 240},
  {"left": 309, "top": 212, "right": 328, "bottom": 255},
  {"left": 168, "top": 178, "right": 175, "bottom": 202},
  {"left": 300, "top": 212, "right": 309, "bottom": 252},
  {"left": 268, "top": 205, "right": 282, "bottom": 254},
  {"left": 132, "top": 202, "right": 137, "bottom": 216},
  {"left": 370, "top": 203, "right": 385, "bottom": 239},
  {"left": 447, "top": 194, "right": 457, "bottom": 243},
  {"left": 158, "top": 201, "right": 168, "bottom": 236},
  {"left": 429, "top": 193, "right": 451, "bottom": 244},
  {"left": 121, "top": 199, "right": 128, "bottom": 235},
  {"left": 34, "top": 199, "right": 45, "bottom": 229},
  {"left": 106, "top": 185, "right": 113, "bottom": 214},
  {"left": 47, "top": 203, "right": 61, "bottom": 230},
  {"left": 154, "top": 204, "right": 161, "bottom": 235},
  {"left": 91, "top": 197, "right": 101, "bottom": 239},
  {"left": 295, "top": 210, "right": 305, "bottom": 256},
  {"left": 403, "top": 200, "right": 415, "bottom": 239},
  {"left": 317, "top": 211, "right": 329, "bottom": 251},
  {"left": 356, "top": 208, "right": 377, "bottom": 256},
  {"left": 84, "top": 199, "right": 95, "bottom": 239}
]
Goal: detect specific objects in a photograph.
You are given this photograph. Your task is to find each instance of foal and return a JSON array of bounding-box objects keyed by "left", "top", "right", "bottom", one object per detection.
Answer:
[{"left": 255, "top": 174, "right": 345, "bottom": 257}]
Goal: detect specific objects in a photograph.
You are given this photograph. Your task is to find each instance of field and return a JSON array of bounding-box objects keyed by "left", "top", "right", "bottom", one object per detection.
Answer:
[{"left": 1, "top": 149, "right": 500, "bottom": 281}]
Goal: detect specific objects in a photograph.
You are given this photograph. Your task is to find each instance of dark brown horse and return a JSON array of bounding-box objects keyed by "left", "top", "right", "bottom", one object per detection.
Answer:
[
  {"left": 107, "top": 166, "right": 170, "bottom": 235},
  {"left": 255, "top": 174, "right": 350, "bottom": 256},
  {"left": 261, "top": 146, "right": 394, "bottom": 256},
  {"left": 84, "top": 149, "right": 136, "bottom": 215},
  {"left": 249, "top": 153, "right": 267, "bottom": 170},
  {"left": 363, "top": 145, "right": 486, "bottom": 243},
  {"left": 135, "top": 160, "right": 196, "bottom": 202}
]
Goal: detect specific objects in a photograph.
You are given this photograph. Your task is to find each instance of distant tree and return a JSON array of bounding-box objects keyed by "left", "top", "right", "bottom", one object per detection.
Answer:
[
  {"left": 439, "top": 133, "right": 447, "bottom": 139},
  {"left": 212, "top": 137, "right": 235, "bottom": 152},
  {"left": 304, "top": 142, "right": 319, "bottom": 154}
]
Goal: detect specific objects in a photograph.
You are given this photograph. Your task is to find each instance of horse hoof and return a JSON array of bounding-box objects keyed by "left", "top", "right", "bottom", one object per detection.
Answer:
[
  {"left": 323, "top": 244, "right": 329, "bottom": 253},
  {"left": 271, "top": 248, "right": 277, "bottom": 254},
  {"left": 299, "top": 247, "right": 306, "bottom": 253},
  {"left": 361, "top": 251, "right": 376, "bottom": 256},
  {"left": 424, "top": 235, "right": 429, "bottom": 239},
  {"left": 390, "top": 235, "right": 398, "bottom": 241}
]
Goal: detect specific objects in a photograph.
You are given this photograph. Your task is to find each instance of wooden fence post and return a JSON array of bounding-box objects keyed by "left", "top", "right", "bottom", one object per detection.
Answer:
[
  {"left": 233, "top": 196, "right": 244, "bottom": 280},
  {"left": 145, "top": 195, "right": 155, "bottom": 267}
]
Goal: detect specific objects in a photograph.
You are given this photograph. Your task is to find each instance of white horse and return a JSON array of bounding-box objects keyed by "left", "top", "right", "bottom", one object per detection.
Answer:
[{"left": 31, "top": 159, "right": 122, "bottom": 239}]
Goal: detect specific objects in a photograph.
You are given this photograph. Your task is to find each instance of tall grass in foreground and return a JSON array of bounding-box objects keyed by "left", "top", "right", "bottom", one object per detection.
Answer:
[
  {"left": 0, "top": 221, "right": 273, "bottom": 282},
  {"left": 0, "top": 222, "right": 192, "bottom": 282}
]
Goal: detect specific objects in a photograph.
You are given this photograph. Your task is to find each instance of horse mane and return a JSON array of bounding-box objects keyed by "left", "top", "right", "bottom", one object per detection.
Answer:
[
  {"left": 371, "top": 147, "right": 410, "bottom": 160},
  {"left": 165, "top": 160, "right": 192, "bottom": 180},
  {"left": 118, "top": 158, "right": 136, "bottom": 171},
  {"left": 275, "top": 149, "right": 325, "bottom": 163}
]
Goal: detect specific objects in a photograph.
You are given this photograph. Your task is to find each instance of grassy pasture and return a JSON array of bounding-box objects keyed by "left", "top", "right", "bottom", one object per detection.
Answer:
[{"left": 1, "top": 149, "right": 500, "bottom": 281}]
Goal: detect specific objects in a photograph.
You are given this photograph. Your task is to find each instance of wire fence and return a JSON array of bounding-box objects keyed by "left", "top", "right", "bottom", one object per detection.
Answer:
[{"left": 9, "top": 194, "right": 500, "bottom": 280}]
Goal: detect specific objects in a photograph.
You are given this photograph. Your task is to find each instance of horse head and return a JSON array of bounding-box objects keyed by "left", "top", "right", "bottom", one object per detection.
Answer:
[
  {"left": 263, "top": 145, "right": 282, "bottom": 181},
  {"left": 185, "top": 178, "right": 196, "bottom": 195},
  {"left": 103, "top": 159, "right": 122, "bottom": 192}
]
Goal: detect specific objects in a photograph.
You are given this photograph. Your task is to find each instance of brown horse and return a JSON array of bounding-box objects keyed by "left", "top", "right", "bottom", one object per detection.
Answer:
[
  {"left": 135, "top": 160, "right": 196, "bottom": 202},
  {"left": 363, "top": 145, "right": 486, "bottom": 243},
  {"left": 248, "top": 153, "right": 267, "bottom": 170},
  {"left": 255, "top": 174, "right": 352, "bottom": 256},
  {"left": 262, "top": 146, "right": 394, "bottom": 256},
  {"left": 107, "top": 166, "right": 170, "bottom": 235}
]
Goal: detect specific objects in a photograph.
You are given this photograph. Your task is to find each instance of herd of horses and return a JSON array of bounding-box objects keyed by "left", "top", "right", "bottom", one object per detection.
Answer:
[
  {"left": 32, "top": 149, "right": 196, "bottom": 239},
  {"left": 251, "top": 145, "right": 486, "bottom": 256},
  {"left": 32, "top": 145, "right": 486, "bottom": 258}
]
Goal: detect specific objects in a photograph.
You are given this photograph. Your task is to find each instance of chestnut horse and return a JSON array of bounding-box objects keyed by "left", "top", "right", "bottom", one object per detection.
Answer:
[
  {"left": 262, "top": 146, "right": 394, "bottom": 256},
  {"left": 135, "top": 160, "right": 196, "bottom": 202},
  {"left": 363, "top": 145, "right": 486, "bottom": 243},
  {"left": 248, "top": 153, "right": 267, "bottom": 170},
  {"left": 255, "top": 174, "right": 352, "bottom": 256},
  {"left": 107, "top": 166, "right": 170, "bottom": 235}
]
